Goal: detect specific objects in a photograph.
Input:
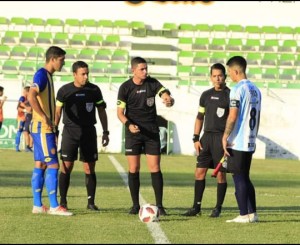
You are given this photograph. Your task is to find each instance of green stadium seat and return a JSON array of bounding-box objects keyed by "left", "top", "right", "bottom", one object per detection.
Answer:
[
  {"left": 209, "top": 38, "right": 226, "bottom": 51},
  {"left": 69, "top": 33, "right": 87, "bottom": 48},
  {"left": 90, "top": 62, "right": 108, "bottom": 75},
  {"left": 178, "top": 37, "right": 193, "bottom": 51},
  {"left": 60, "top": 75, "right": 74, "bottom": 83},
  {"left": 60, "top": 61, "right": 73, "bottom": 74},
  {"left": 261, "top": 26, "right": 278, "bottom": 39},
  {"left": 28, "top": 17, "right": 45, "bottom": 32},
  {"left": 278, "top": 39, "right": 297, "bottom": 53},
  {"left": 0, "top": 17, "right": 10, "bottom": 31},
  {"left": 2, "top": 60, "right": 19, "bottom": 74},
  {"left": 261, "top": 53, "right": 278, "bottom": 67},
  {"left": 19, "top": 31, "right": 36, "bottom": 46},
  {"left": 242, "top": 39, "right": 261, "bottom": 52},
  {"left": 278, "top": 53, "right": 295, "bottom": 67},
  {"left": 177, "top": 80, "right": 190, "bottom": 86},
  {"left": 294, "top": 54, "right": 300, "bottom": 66},
  {"left": 86, "top": 34, "right": 103, "bottom": 48},
  {"left": 0, "top": 45, "right": 11, "bottom": 59},
  {"left": 77, "top": 48, "right": 96, "bottom": 62},
  {"left": 94, "top": 49, "right": 112, "bottom": 62},
  {"left": 64, "top": 18, "right": 81, "bottom": 33},
  {"left": 53, "top": 32, "right": 69, "bottom": 47},
  {"left": 267, "top": 82, "right": 285, "bottom": 89},
  {"left": 279, "top": 68, "right": 297, "bottom": 81},
  {"left": 193, "top": 51, "right": 210, "bottom": 66},
  {"left": 10, "top": 17, "right": 28, "bottom": 31},
  {"left": 93, "top": 76, "right": 110, "bottom": 83},
  {"left": 247, "top": 67, "right": 263, "bottom": 80},
  {"left": 64, "top": 48, "right": 79, "bottom": 61},
  {"left": 81, "top": 19, "right": 98, "bottom": 34},
  {"left": 246, "top": 52, "right": 262, "bottom": 67},
  {"left": 210, "top": 52, "right": 227, "bottom": 64},
  {"left": 27, "top": 46, "right": 45, "bottom": 61},
  {"left": 177, "top": 65, "right": 192, "bottom": 78},
  {"left": 192, "top": 37, "right": 209, "bottom": 51},
  {"left": 10, "top": 45, "right": 28, "bottom": 60},
  {"left": 245, "top": 25, "right": 261, "bottom": 39},
  {"left": 45, "top": 18, "right": 64, "bottom": 32},
  {"left": 162, "top": 22, "right": 178, "bottom": 38},
  {"left": 130, "top": 21, "right": 146, "bottom": 37},
  {"left": 262, "top": 68, "right": 279, "bottom": 80},
  {"left": 178, "top": 23, "right": 195, "bottom": 37},
  {"left": 108, "top": 63, "right": 128, "bottom": 74},
  {"left": 2, "top": 31, "right": 20, "bottom": 45},
  {"left": 114, "top": 20, "right": 131, "bottom": 35},
  {"left": 277, "top": 26, "right": 294, "bottom": 40},
  {"left": 226, "top": 38, "right": 243, "bottom": 51},
  {"left": 111, "top": 76, "right": 128, "bottom": 83},
  {"left": 98, "top": 19, "right": 114, "bottom": 34},
  {"left": 211, "top": 24, "right": 227, "bottom": 38},
  {"left": 177, "top": 50, "right": 194, "bottom": 65},
  {"left": 194, "top": 24, "right": 210, "bottom": 37},
  {"left": 286, "top": 82, "right": 300, "bottom": 89},
  {"left": 111, "top": 49, "right": 129, "bottom": 63},
  {"left": 102, "top": 34, "right": 120, "bottom": 48},
  {"left": 36, "top": 32, "right": 53, "bottom": 45},
  {"left": 19, "top": 60, "right": 36, "bottom": 74},
  {"left": 227, "top": 24, "right": 244, "bottom": 38},
  {"left": 259, "top": 39, "right": 279, "bottom": 52},
  {"left": 192, "top": 66, "right": 209, "bottom": 80}
]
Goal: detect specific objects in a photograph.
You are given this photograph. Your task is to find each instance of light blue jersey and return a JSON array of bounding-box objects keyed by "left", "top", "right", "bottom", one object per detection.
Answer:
[{"left": 227, "top": 79, "right": 261, "bottom": 152}]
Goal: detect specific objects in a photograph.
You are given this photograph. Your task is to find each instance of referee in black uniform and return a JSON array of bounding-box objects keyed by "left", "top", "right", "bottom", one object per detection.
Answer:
[
  {"left": 183, "top": 63, "right": 230, "bottom": 217},
  {"left": 55, "top": 61, "right": 109, "bottom": 211},
  {"left": 117, "top": 57, "right": 174, "bottom": 216}
]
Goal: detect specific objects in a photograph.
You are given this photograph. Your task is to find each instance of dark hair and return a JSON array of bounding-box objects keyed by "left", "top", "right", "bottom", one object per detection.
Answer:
[
  {"left": 0, "top": 86, "right": 3, "bottom": 92},
  {"left": 45, "top": 46, "right": 66, "bottom": 62},
  {"left": 226, "top": 56, "right": 247, "bottom": 73},
  {"left": 210, "top": 63, "right": 226, "bottom": 77},
  {"left": 131, "top": 56, "right": 147, "bottom": 68},
  {"left": 72, "top": 61, "right": 89, "bottom": 73},
  {"left": 24, "top": 86, "right": 30, "bottom": 92}
]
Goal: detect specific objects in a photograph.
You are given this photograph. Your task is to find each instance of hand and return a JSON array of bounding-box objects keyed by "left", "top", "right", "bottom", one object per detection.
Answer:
[
  {"left": 102, "top": 134, "right": 109, "bottom": 146},
  {"left": 163, "top": 96, "right": 174, "bottom": 107},
  {"left": 194, "top": 141, "right": 202, "bottom": 156},
  {"left": 129, "top": 124, "right": 140, "bottom": 134}
]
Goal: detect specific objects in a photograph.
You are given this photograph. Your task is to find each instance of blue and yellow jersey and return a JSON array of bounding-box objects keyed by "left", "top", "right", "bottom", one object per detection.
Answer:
[{"left": 31, "top": 68, "right": 56, "bottom": 133}]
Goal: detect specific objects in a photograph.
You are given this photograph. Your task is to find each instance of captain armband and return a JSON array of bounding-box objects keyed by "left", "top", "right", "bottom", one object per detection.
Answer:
[
  {"left": 193, "top": 134, "right": 200, "bottom": 143},
  {"left": 159, "top": 89, "right": 171, "bottom": 97}
]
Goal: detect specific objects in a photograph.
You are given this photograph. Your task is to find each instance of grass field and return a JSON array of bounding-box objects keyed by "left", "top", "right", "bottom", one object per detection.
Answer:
[{"left": 1, "top": 150, "right": 300, "bottom": 244}]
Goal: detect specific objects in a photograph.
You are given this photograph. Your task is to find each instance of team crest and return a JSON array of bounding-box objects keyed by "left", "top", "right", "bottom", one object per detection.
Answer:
[
  {"left": 86, "top": 103, "right": 93, "bottom": 112},
  {"left": 216, "top": 107, "right": 225, "bottom": 117},
  {"left": 147, "top": 97, "right": 155, "bottom": 107}
]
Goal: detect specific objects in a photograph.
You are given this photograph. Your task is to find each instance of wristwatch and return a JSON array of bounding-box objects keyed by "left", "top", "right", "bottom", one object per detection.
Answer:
[{"left": 103, "top": 130, "right": 109, "bottom": 135}]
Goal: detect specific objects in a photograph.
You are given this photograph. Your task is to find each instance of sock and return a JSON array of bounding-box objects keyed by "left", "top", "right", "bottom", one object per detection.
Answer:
[
  {"left": 59, "top": 172, "right": 70, "bottom": 205},
  {"left": 31, "top": 168, "right": 45, "bottom": 207},
  {"left": 15, "top": 131, "right": 22, "bottom": 150},
  {"left": 45, "top": 168, "right": 59, "bottom": 208},
  {"left": 216, "top": 182, "right": 227, "bottom": 209},
  {"left": 86, "top": 173, "right": 97, "bottom": 205},
  {"left": 232, "top": 173, "right": 249, "bottom": 215},
  {"left": 128, "top": 172, "right": 140, "bottom": 207},
  {"left": 193, "top": 179, "right": 205, "bottom": 211},
  {"left": 151, "top": 171, "right": 163, "bottom": 207}
]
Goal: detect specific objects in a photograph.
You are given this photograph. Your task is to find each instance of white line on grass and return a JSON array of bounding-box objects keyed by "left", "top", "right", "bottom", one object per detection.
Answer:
[{"left": 108, "top": 155, "right": 171, "bottom": 244}]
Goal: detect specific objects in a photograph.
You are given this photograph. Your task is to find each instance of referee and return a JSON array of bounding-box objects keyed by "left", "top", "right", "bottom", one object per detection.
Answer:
[
  {"left": 183, "top": 63, "right": 230, "bottom": 218},
  {"left": 55, "top": 61, "right": 109, "bottom": 211}
]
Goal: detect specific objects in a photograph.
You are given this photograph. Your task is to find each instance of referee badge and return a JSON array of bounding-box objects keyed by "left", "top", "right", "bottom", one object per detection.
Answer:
[
  {"left": 147, "top": 97, "right": 155, "bottom": 107},
  {"left": 216, "top": 107, "right": 225, "bottom": 117},
  {"left": 86, "top": 103, "right": 93, "bottom": 112}
]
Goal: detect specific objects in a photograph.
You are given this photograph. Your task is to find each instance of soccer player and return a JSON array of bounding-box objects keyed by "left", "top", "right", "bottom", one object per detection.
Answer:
[
  {"left": 23, "top": 98, "right": 33, "bottom": 152},
  {"left": 28, "top": 46, "right": 72, "bottom": 216},
  {"left": 55, "top": 61, "right": 109, "bottom": 211},
  {"left": 183, "top": 63, "right": 230, "bottom": 218},
  {"left": 117, "top": 56, "right": 174, "bottom": 216},
  {"left": 0, "top": 86, "right": 7, "bottom": 132},
  {"left": 222, "top": 56, "right": 261, "bottom": 223}
]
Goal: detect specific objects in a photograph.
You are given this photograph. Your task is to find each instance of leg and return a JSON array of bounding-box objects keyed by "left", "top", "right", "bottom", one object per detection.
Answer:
[
  {"left": 83, "top": 161, "right": 99, "bottom": 211},
  {"left": 59, "top": 161, "right": 74, "bottom": 208},
  {"left": 15, "top": 120, "right": 24, "bottom": 152},
  {"left": 127, "top": 155, "right": 141, "bottom": 214},
  {"left": 211, "top": 171, "right": 227, "bottom": 217}
]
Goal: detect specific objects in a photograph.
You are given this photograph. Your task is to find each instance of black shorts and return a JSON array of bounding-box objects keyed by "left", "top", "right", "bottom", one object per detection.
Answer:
[
  {"left": 60, "top": 126, "right": 98, "bottom": 162},
  {"left": 196, "top": 132, "right": 224, "bottom": 169},
  {"left": 226, "top": 149, "right": 254, "bottom": 174},
  {"left": 24, "top": 113, "right": 32, "bottom": 132},
  {"left": 125, "top": 128, "right": 161, "bottom": 155}
]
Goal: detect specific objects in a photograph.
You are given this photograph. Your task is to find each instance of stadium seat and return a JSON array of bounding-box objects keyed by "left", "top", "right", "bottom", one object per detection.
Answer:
[
  {"left": 178, "top": 37, "right": 193, "bottom": 51},
  {"left": 19, "top": 31, "right": 36, "bottom": 46},
  {"left": 93, "top": 76, "right": 110, "bottom": 83},
  {"left": 10, "top": 45, "right": 28, "bottom": 60},
  {"left": 86, "top": 34, "right": 103, "bottom": 48},
  {"left": 36, "top": 32, "right": 53, "bottom": 45},
  {"left": 0, "top": 45, "right": 11, "bottom": 60},
  {"left": 60, "top": 60, "right": 73, "bottom": 74},
  {"left": 19, "top": 60, "right": 36, "bottom": 75},
  {"left": 111, "top": 49, "right": 129, "bottom": 63},
  {"left": 192, "top": 66, "right": 208, "bottom": 80},
  {"left": 64, "top": 18, "right": 81, "bottom": 33},
  {"left": 267, "top": 82, "right": 285, "bottom": 89},
  {"left": 261, "top": 53, "right": 278, "bottom": 67},
  {"left": 242, "top": 39, "right": 261, "bottom": 52},
  {"left": 177, "top": 65, "right": 193, "bottom": 79},
  {"left": 227, "top": 24, "right": 244, "bottom": 38},
  {"left": 64, "top": 48, "right": 80, "bottom": 61},
  {"left": 77, "top": 48, "right": 96, "bottom": 62},
  {"left": 245, "top": 25, "right": 261, "bottom": 39},
  {"left": 53, "top": 32, "right": 69, "bottom": 47},
  {"left": 27, "top": 46, "right": 45, "bottom": 61},
  {"left": 211, "top": 24, "right": 227, "bottom": 38},
  {"left": 277, "top": 26, "right": 294, "bottom": 40},
  {"left": 178, "top": 50, "right": 194, "bottom": 66},
  {"left": 226, "top": 38, "right": 243, "bottom": 51},
  {"left": 10, "top": 17, "right": 28, "bottom": 31},
  {"left": 294, "top": 54, "right": 300, "bottom": 66},
  {"left": 259, "top": 39, "right": 279, "bottom": 52},
  {"left": 2, "top": 31, "right": 20, "bottom": 45},
  {"left": 102, "top": 34, "right": 120, "bottom": 48},
  {"left": 28, "top": 17, "right": 45, "bottom": 32},
  {"left": 69, "top": 33, "right": 87, "bottom": 48},
  {"left": 210, "top": 52, "right": 227, "bottom": 65},
  {"left": 278, "top": 53, "right": 295, "bottom": 67},
  {"left": 45, "top": 18, "right": 64, "bottom": 33},
  {"left": 94, "top": 49, "right": 112, "bottom": 62},
  {"left": 2, "top": 60, "right": 19, "bottom": 74},
  {"left": 192, "top": 37, "right": 209, "bottom": 51},
  {"left": 114, "top": 20, "right": 131, "bottom": 35},
  {"left": 90, "top": 62, "right": 108, "bottom": 75},
  {"left": 194, "top": 24, "right": 210, "bottom": 38},
  {"left": 246, "top": 52, "right": 262, "bottom": 67},
  {"left": 162, "top": 22, "right": 178, "bottom": 38},
  {"left": 111, "top": 76, "right": 128, "bottom": 83},
  {"left": 261, "top": 25, "right": 278, "bottom": 39},
  {"left": 209, "top": 38, "right": 226, "bottom": 51},
  {"left": 130, "top": 21, "right": 146, "bottom": 37},
  {"left": 0, "top": 17, "right": 10, "bottom": 31},
  {"left": 60, "top": 75, "right": 74, "bottom": 83},
  {"left": 81, "top": 19, "right": 98, "bottom": 34},
  {"left": 193, "top": 51, "right": 210, "bottom": 66},
  {"left": 98, "top": 19, "right": 114, "bottom": 34},
  {"left": 178, "top": 23, "right": 195, "bottom": 37},
  {"left": 286, "top": 82, "right": 300, "bottom": 89},
  {"left": 247, "top": 67, "right": 263, "bottom": 80},
  {"left": 262, "top": 68, "right": 279, "bottom": 80},
  {"left": 108, "top": 63, "right": 128, "bottom": 74},
  {"left": 278, "top": 39, "right": 297, "bottom": 53},
  {"left": 279, "top": 68, "right": 297, "bottom": 81}
]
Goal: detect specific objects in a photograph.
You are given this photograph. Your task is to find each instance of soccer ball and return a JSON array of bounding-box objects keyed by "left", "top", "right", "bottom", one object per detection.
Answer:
[{"left": 139, "top": 204, "right": 159, "bottom": 223}]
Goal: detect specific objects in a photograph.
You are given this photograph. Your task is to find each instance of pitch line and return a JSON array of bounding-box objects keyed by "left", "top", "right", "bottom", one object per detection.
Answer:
[{"left": 108, "top": 155, "right": 171, "bottom": 244}]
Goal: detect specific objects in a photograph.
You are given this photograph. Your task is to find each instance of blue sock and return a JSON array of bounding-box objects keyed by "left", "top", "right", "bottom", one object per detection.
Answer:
[
  {"left": 45, "top": 168, "right": 59, "bottom": 208},
  {"left": 31, "top": 168, "right": 45, "bottom": 207},
  {"left": 15, "top": 131, "right": 22, "bottom": 150}
]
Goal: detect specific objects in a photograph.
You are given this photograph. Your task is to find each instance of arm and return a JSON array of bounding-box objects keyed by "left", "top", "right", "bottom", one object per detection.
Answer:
[
  {"left": 222, "top": 107, "right": 238, "bottom": 156},
  {"left": 0, "top": 96, "right": 7, "bottom": 109},
  {"left": 28, "top": 87, "right": 53, "bottom": 129},
  {"left": 160, "top": 91, "right": 174, "bottom": 107},
  {"left": 193, "top": 112, "right": 204, "bottom": 155},
  {"left": 97, "top": 106, "right": 109, "bottom": 147},
  {"left": 117, "top": 106, "right": 140, "bottom": 134}
]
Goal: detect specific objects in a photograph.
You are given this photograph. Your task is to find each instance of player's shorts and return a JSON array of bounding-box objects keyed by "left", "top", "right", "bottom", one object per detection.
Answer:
[
  {"left": 196, "top": 132, "right": 224, "bottom": 169},
  {"left": 30, "top": 121, "right": 58, "bottom": 165},
  {"left": 24, "top": 113, "right": 32, "bottom": 132},
  {"left": 17, "top": 120, "right": 25, "bottom": 132},
  {"left": 125, "top": 128, "right": 161, "bottom": 155},
  {"left": 60, "top": 126, "right": 98, "bottom": 162},
  {"left": 226, "top": 148, "right": 254, "bottom": 174}
]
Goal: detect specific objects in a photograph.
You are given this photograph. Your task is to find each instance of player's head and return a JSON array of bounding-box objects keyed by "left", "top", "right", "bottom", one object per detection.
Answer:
[
  {"left": 226, "top": 56, "right": 247, "bottom": 82},
  {"left": 72, "top": 61, "right": 89, "bottom": 87},
  {"left": 131, "top": 57, "right": 148, "bottom": 80},
  {"left": 0, "top": 86, "right": 3, "bottom": 96},
  {"left": 45, "top": 46, "right": 66, "bottom": 73},
  {"left": 23, "top": 86, "right": 30, "bottom": 96},
  {"left": 210, "top": 63, "right": 227, "bottom": 89}
]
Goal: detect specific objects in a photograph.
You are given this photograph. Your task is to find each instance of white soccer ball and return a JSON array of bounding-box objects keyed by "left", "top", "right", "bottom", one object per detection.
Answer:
[{"left": 139, "top": 204, "right": 159, "bottom": 223}]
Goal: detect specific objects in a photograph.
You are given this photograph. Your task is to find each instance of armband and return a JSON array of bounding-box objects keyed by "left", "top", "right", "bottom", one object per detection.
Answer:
[
  {"left": 103, "top": 130, "right": 109, "bottom": 135},
  {"left": 125, "top": 120, "right": 132, "bottom": 129},
  {"left": 159, "top": 89, "right": 171, "bottom": 97},
  {"left": 193, "top": 134, "right": 200, "bottom": 143}
]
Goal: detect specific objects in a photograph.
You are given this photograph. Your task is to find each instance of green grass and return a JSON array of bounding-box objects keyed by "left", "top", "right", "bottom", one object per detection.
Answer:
[{"left": 0, "top": 150, "right": 300, "bottom": 244}]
